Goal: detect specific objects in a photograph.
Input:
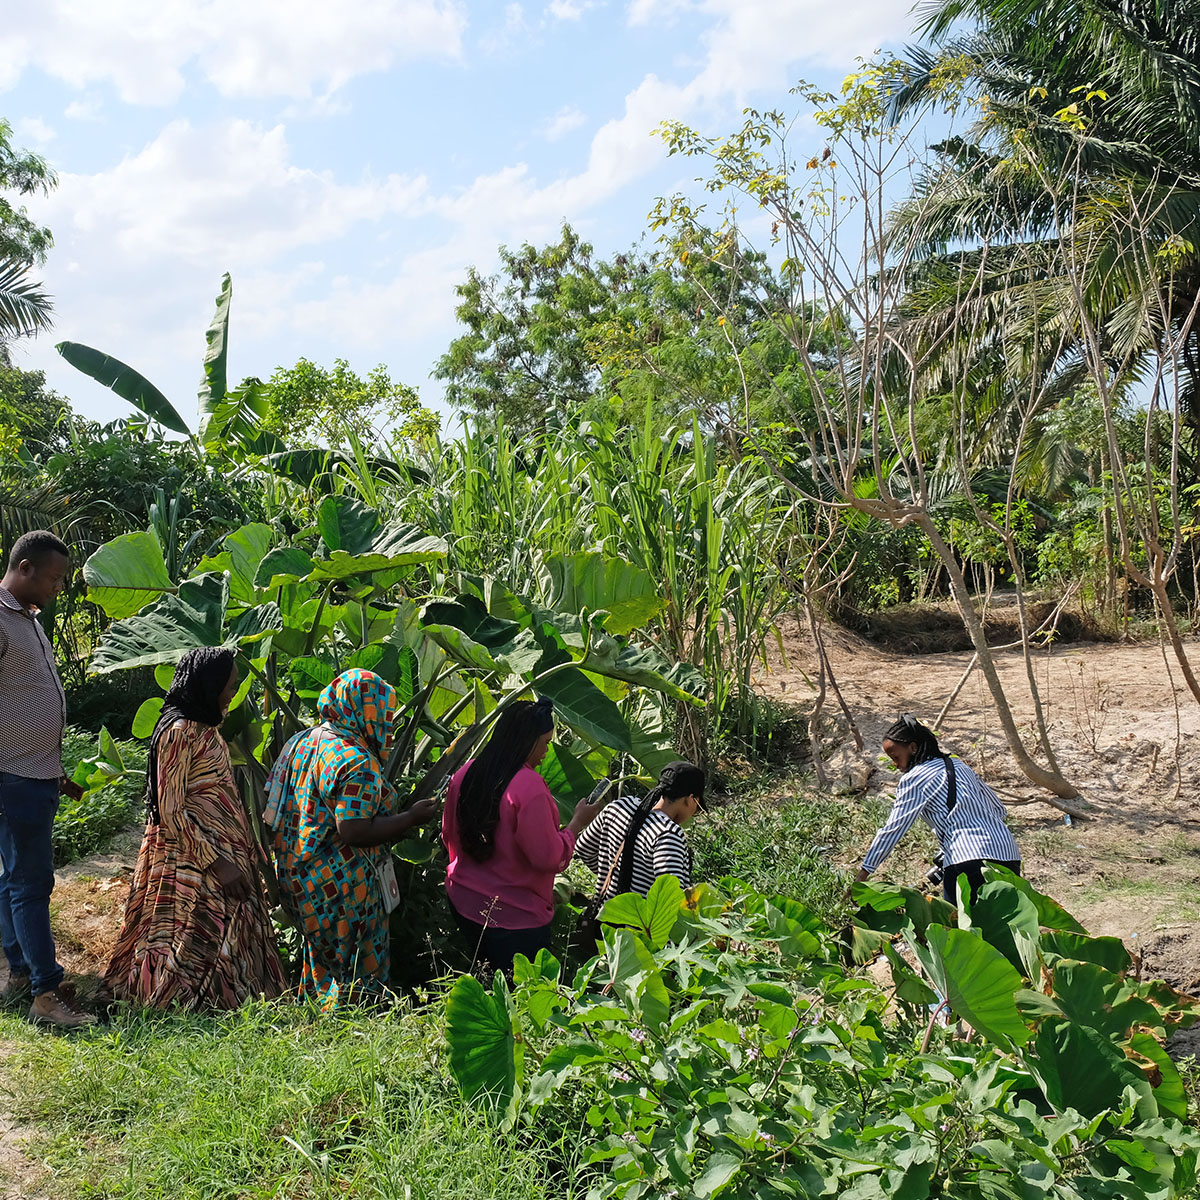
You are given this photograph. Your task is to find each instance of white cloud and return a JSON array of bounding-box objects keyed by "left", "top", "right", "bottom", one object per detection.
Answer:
[
  {"left": 542, "top": 105, "right": 587, "bottom": 141},
  {"left": 0, "top": 0, "right": 468, "bottom": 105},
  {"left": 63, "top": 97, "right": 103, "bottom": 121},
  {"left": 14, "top": 117, "right": 56, "bottom": 145},
  {"left": 546, "top": 0, "right": 598, "bottom": 19}
]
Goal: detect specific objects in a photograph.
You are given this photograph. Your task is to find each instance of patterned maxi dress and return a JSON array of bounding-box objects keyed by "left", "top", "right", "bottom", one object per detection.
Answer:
[
  {"left": 268, "top": 670, "right": 399, "bottom": 1007},
  {"left": 105, "top": 720, "right": 287, "bottom": 1009}
]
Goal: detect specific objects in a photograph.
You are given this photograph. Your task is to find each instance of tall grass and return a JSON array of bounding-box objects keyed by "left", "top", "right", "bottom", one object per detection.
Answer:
[
  {"left": 399, "top": 407, "right": 801, "bottom": 746},
  {"left": 0, "top": 1002, "right": 585, "bottom": 1200}
]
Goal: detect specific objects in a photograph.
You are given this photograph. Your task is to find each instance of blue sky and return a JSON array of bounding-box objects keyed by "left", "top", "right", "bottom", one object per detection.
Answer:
[{"left": 3, "top": 0, "right": 917, "bottom": 429}]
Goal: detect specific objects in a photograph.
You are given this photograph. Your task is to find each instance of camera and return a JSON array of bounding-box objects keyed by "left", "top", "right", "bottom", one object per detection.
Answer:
[{"left": 925, "top": 853, "right": 945, "bottom": 888}]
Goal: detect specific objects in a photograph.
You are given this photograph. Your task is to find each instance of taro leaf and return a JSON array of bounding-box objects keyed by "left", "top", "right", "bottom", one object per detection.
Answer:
[
  {"left": 984, "top": 865, "right": 1086, "bottom": 934},
  {"left": 317, "top": 494, "right": 379, "bottom": 555},
  {"left": 309, "top": 526, "right": 447, "bottom": 582},
  {"left": 534, "top": 644, "right": 632, "bottom": 752},
  {"left": 1041, "top": 929, "right": 1132, "bottom": 974},
  {"left": 83, "top": 532, "right": 175, "bottom": 619},
  {"left": 1051, "top": 961, "right": 1161, "bottom": 1041},
  {"left": 196, "top": 523, "right": 272, "bottom": 607},
  {"left": 131, "top": 697, "right": 163, "bottom": 739},
  {"left": 915, "top": 926, "right": 1030, "bottom": 1049},
  {"left": 539, "top": 742, "right": 599, "bottom": 821},
  {"left": 391, "top": 836, "right": 436, "bottom": 865},
  {"left": 607, "top": 926, "right": 670, "bottom": 1031},
  {"left": 967, "top": 881, "right": 1042, "bottom": 980},
  {"left": 154, "top": 663, "right": 176, "bottom": 691},
  {"left": 229, "top": 602, "right": 282, "bottom": 646},
  {"left": 627, "top": 690, "right": 680, "bottom": 777},
  {"left": 766, "top": 895, "right": 826, "bottom": 963},
  {"left": 1027, "top": 1017, "right": 1156, "bottom": 1119},
  {"left": 91, "top": 574, "right": 228, "bottom": 673},
  {"left": 254, "top": 546, "right": 317, "bottom": 589},
  {"left": 445, "top": 973, "right": 515, "bottom": 1112},
  {"left": 423, "top": 594, "right": 521, "bottom": 649},
  {"left": 347, "top": 643, "right": 401, "bottom": 685},
  {"left": 288, "top": 655, "right": 336, "bottom": 698},
  {"left": 581, "top": 637, "right": 706, "bottom": 705},
  {"left": 545, "top": 552, "right": 666, "bottom": 637},
  {"left": 600, "top": 875, "right": 684, "bottom": 950},
  {"left": 395, "top": 645, "right": 419, "bottom": 705},
  {"left": 422, "top": 623, "right": 503, "bottom": 673},
  {"left": 854, "top": 881, "right": 956, "bottom": 940},
  {"left": 56, "top": 341, "right": 190, "bottom": 435},
  {"left": 1127, "top": 1032, "right": 1188, "bottom": 1119},
  {"left": 197, "top": 272, "right": 231, "bottom": 433}
]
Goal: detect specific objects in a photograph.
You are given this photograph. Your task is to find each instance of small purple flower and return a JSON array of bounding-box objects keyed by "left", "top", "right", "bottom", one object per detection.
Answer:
[
  {"left": 760, "top": 1132, "right": 775, "bottom": 1145},
  {"left": 630, "top": 1028, "right": 647, "bottom": 1044},
  {"left": 614, "top": 1070, "right": 631, "bottom": 1082},
  {"left": 746, "top": 1046, "right": 762, "bottom": 1062}
]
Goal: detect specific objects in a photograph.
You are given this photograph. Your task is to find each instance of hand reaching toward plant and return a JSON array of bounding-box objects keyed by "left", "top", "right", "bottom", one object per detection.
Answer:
[{"left": 404, "top": 798, "right": 440, "bottom": 828}]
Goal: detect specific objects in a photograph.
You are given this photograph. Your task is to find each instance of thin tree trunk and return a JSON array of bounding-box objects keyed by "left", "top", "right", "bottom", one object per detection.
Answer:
[
  {"left": 915, "top": 514, "right": 1084, "bottom": 808},
  {"left": 1148, "top": 568, "right": 1200, "bottom": 706}
]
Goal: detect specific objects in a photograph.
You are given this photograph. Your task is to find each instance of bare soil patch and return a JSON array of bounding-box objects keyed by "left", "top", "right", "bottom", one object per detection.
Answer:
[{"left": 756, "top": 618, "right": 1200, "bottom": 982}]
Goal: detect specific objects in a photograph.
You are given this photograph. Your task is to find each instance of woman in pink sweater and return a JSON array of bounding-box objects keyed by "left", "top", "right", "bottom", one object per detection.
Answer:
[{"left": 442, "top": 697, "right": 604, "bottom": 974}]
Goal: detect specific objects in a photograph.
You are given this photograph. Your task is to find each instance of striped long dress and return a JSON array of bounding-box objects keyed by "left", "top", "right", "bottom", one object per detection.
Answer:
[{"left": 105, "top": 720, "right": 286, "bottom": 1010}]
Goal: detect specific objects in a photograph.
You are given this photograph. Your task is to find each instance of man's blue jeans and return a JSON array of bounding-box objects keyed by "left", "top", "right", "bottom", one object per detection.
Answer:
[{"left": 0, "top": 773, "right": 63, "bottom": 996}]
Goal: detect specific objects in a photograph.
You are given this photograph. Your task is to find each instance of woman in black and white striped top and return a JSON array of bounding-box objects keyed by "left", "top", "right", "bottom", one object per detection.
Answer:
[
  {"left": 575, "top": 761, "right": 705, "bottom": 902},
  {"left": 855, "top": 715, "right": 1021, "bottom": 904}
]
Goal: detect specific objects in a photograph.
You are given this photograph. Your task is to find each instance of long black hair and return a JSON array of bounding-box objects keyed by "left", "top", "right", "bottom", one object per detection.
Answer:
[
  {"left": 457, "top": 697, "right": 554, "bottom": 862},
  {"left": 145, "top": 647, "right": 236, "bottom": 824},
  {"left": 614, "top": 760, "right": 706, "bottom": 895}
]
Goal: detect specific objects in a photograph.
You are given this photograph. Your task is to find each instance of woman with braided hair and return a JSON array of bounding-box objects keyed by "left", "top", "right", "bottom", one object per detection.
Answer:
[
  {"left": 105, "top": 647, "right": 286, "bottom": 1009},
  {"left": 854, "top": 714, "right": 1021, "bottom": 904},
  {"left": 575, "top": 760, "right": 704, "bottom": 903},
  {"left": 442, "top": 697, "right": 607, "bottom": 975}
]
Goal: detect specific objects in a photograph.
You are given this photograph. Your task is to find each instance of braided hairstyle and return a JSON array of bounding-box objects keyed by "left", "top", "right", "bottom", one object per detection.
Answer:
[
  {"left": 883, "top": 713, "right": 944, "bottom": 765},
  {"left": 614, "top": 760, "right": 706, "bottom": 896},
  {"left": 457, "top": 697, "right": 554, "bottom": 862}
]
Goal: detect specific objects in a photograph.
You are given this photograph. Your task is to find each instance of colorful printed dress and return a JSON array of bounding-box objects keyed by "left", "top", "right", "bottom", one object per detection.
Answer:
[
  {"left": 268, "top": 670, "right": 399, "bottom": 1007},
  {"left": 105, "top": 720, "right": 287, "bottom": 1010}
]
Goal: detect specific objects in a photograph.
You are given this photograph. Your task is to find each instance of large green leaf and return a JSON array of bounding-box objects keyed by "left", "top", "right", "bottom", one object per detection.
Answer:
[
  {"left": 965, "top": 881, "right": 1042, "bottom": 980},
  {"left": 196, "top": 523, "right": 273, "bottom": 608},
  {"left": 1041, "top": 929, "right": 1132, "bottom": 973},
  {"left": 1027, "top": 1017, "right": 1157, "bottom": 1119},
  {"left": 538, "top": 742, "right": 600, "bottom": 820},
  {"left": 536, "top": 653, "right": 633, "bottom": 752},
  {"left": 581, "top": 636, "right": 706, "bottom": 704},
  {"left": 1127, "top": 1032, "right": 1188, "bottom": 1120},
  {"left": 445, "top": 973, "right": 516, "bottom": 1112},
  {"left": 310, "top": 524, "right": 448, "bottom": 582},
  {"left": 607, "top": 926, "right": 670, "bottom": 1031},
  {"left": 601, "top": 875, "right": 685, "bottom": 950},
  {"left": 1051, "top": 961, "right": 1161, "bottom": 1041},
  {"left": 91, "top": 573, "right": 229, "bottom": 673},
  {"left": 56, "top": 341, "right": 190, "bottom": 435},
  {"left": 254, "top": 546, "right": 317, "bottom": 590},
  {"left": 83, "top": 532, "right": 175, "bottom": 619},
  {"left": 545, "top": 552, "right": 666, "bottom": 637},
  {"left": 984, "top": 865, "right": 1087, "bottom": 934},
  {"left": 316, "top": 495, "right": 379, "bottom": 555},
  {"left": 197, "top": 272, "right": 231, "bottom": 440},
  {"left": 423, "top": 594, "right": 521, "bottom": 649},
  {"left": 914, "top": 926, "right": 1030, "bottom": 1049}
]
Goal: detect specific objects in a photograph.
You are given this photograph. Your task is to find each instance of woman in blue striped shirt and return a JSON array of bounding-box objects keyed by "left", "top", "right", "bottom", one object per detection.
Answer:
[{"left": 854, "top": 715, "right": 1021, "bottom": 904}]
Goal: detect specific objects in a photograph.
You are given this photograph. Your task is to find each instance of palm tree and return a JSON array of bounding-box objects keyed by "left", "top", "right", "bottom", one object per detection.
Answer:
[{"left": 0, "top": 257, "right": 52, "bottom": 342}]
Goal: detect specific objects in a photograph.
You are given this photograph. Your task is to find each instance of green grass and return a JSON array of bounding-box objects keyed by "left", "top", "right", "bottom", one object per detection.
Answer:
[
  {"left": 0, "top": 1001, "right": 585, "bottom": 1200},
  {"left": 55, "top": 727, "right": 146, "bottom": 866}
]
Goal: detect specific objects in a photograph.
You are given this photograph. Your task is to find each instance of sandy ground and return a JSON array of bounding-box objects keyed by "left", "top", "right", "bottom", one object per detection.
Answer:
[{"left": 757, "top": 622, "right": 1200, "bottom": 1002}]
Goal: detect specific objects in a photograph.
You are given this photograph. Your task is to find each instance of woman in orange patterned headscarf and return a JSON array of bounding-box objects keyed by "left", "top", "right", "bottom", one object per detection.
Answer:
[{"left": 266, "top": 669, "right": 438, "bottom": 1006}]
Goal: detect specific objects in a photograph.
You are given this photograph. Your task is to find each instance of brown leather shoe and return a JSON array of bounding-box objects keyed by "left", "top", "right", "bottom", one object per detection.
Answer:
[
  {"left": 1, "top": 971, "right": 30, "bottom": 1002},
  {"left": 29, "top": 989, "right": 98, "bottom": 1029}
]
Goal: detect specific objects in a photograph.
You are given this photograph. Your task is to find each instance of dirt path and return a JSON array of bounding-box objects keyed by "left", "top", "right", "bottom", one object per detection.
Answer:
[{"left": 757, "top": 623, "right": 1200, "bottom": 993}]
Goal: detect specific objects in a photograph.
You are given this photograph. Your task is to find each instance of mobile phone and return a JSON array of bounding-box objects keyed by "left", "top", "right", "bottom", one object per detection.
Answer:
[{"left": 586, "top": 777, "right": 615, "bottom": 805}]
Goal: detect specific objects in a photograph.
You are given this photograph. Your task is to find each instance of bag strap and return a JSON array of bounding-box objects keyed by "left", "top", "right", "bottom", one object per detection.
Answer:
[{"left": 596, "top": 835, "right": 626, "bottom": 903}]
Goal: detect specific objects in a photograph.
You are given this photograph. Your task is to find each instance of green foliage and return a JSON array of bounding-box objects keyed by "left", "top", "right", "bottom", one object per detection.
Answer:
[
  {"left": 263, "top": 356, "right": 439, "bottom": 449},
  {"left": 446, "top": 873, "right": 1200, "bottom": 1199},
  {"left": 55, "top": 727, "right": 146, "bottom": 865},
  {"left": 0, "top": 117, "right": 55, "bottom": 269},
  {"left": 0, "top": 1002, "right": 580, "bottom": 1199}
]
